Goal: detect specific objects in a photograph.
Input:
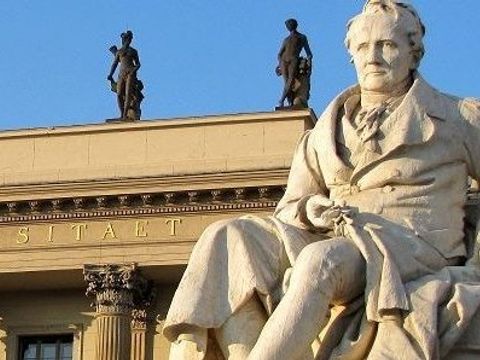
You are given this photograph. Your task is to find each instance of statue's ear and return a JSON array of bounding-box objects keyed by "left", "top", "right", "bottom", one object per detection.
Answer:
[{"left": 410, "top": 50, "right": 422, "bottom": 70}]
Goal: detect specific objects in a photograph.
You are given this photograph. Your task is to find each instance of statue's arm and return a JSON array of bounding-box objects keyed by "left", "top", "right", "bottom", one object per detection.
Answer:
[
  {"left": 303, "top": 36, "right": 313, "bottom": 60},
  {"left": 459, "top": 97, "right": 480, "bottom": 266},
  {"left": 133, "top": 49, "right": 141, "bottom": 73},
  {"left": 460, "top": 98, "right": 480, "bottom": 180},
  {"left": 107, "top": 54, "right": 119, "bottom": 81},
  {"left": 274, "top": 130, "right": 332, "bottom": 230},
  {"left": 278, "top": 39, "right": 286, "bottom": 63}
]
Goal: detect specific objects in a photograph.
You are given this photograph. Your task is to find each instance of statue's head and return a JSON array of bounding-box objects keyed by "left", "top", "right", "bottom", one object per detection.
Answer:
[
  {"left": 121, "top": 30, "right": 134, "bottom": 46},
  {"left": 285, "top": 18, "right": 298, "bottom": 32},
  {"left": 345, "top": 0, "right": 425, "bottom": 93}
]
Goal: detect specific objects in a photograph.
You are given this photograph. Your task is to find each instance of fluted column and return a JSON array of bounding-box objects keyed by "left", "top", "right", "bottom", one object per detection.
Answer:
[
  {"left": 130, "top": 309, "right": 147, "bottom": 360},
  {"left": 97, "top": 315, "right": 131, "bottom": 360},
  {"left": 84, "top": 264, "right": 148, "bottom": 360}
]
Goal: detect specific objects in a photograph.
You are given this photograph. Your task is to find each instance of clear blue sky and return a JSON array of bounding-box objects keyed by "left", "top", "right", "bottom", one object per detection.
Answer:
[{"left": 0, "top": 1, "right": 479, "bottom": 130}]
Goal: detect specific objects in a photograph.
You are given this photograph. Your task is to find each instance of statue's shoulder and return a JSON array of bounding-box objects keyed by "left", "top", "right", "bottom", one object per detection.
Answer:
[
  {"left": 128, "top": 47, "right": 139, "bottom": 55},
  {"left": 314, "top": 84, "right": 359, "bottom": 129},
  {"left": 439, "top": 89, "right": 480, "bottom": 124},
  {"left": 459, "top": 97, "right": 480, "bottom": 123},
  {"left": 418, "top": 79, "right": 480, "bottom": 125},
  {"left": 418, "top": 83, "right": 480, "bottom": 140}
]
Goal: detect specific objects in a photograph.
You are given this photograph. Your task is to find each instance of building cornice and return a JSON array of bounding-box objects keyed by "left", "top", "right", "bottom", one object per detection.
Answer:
[
  {"left": 0, "top": 169, "right": 289, "bottom": 202},
  {"left": 0, "top": 184, "right": 284, "bottom": 224},
  {"left": 0, "top": 109, "right": 316, "bottom": 140}
]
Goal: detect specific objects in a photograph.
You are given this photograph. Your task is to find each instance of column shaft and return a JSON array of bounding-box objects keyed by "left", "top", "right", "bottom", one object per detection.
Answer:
[
  {"left": 97, "top": 314, "right": 131, "bottom": 360},
  {"left": 130, "top": 329, "right": 145, "bottom": 360}
]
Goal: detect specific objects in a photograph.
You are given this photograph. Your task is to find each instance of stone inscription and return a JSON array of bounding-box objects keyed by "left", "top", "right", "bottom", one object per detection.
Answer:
[{"left": 7, "top": 217, "right": 184, "bottom": 247}]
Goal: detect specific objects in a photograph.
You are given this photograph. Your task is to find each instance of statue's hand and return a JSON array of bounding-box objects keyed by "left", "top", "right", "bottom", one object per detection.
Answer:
[
  {"left": 107, "top": 75, "right": 114, "bottom": 81},
  {"left": 306, "top": 196, "right": 334, "bottom": 229},
  {"left": 311, "top": 207, "right": 343, "bottom": 230},
  {"left": 306, "top": 196, "right": 352, "bottom": 230}
]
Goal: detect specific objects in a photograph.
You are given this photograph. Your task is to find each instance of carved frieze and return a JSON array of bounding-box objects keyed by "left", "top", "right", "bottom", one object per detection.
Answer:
[
  {"left": 164, "top": 192, "right": 176, "bottom": 205},
  {"left": 258, "top": 187, "right": 270, "bottom": 199},
  {"left": 0, "top": 185, "right": 286, "bottom": 224},
  {"left": 73, "top": 198, "right": 85, "bottom": 211},
  {"left": 141, "top": 194, "right": 153, "bottom": 206},
  {"left": 211, "top": 189, "right": 223, "bottom": 202},
  {"left": 234, "top": 188, "right": 246, "bottom": 201},
  {"left": 29, "top": 201, "right": 40, "bottom": 213},
  {"left": 187, "top": 191, "right": 199, "bottom": 203},
  {"left": 7, "top": 202, "right": 17, "bottom": 213},
  {"left": 118, "top": 195, "right": 130, "bottom": 207},
  {"left": 51, "top": 199, "right": 63, "bottom": 212},
  {"left": 96, "top": 196, "right": 107, "bottom": 209}
]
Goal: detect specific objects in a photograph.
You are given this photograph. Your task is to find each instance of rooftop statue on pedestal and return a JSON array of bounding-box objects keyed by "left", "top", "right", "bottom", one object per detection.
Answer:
[
  {"left": 164, "top": 1, "right": 480, "bottom": 359},
  {"left": 276, "top": 18, "right": 313, "bottom": 109},
  {"left": 107, "top": 30, "right": 143, "bottom": 121}
]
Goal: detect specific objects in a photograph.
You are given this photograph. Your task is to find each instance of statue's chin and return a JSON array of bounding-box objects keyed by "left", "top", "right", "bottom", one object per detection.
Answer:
[{"left": 359, "top": 78, "right": 393, "bottom": 94}]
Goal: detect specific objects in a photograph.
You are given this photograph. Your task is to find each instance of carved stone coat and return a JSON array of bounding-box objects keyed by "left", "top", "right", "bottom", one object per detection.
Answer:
[{"left": 274, "top": 75, "right": 480, "bottom": 359}]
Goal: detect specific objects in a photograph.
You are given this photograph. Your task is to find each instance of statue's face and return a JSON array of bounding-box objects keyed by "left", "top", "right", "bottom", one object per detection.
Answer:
[
  {"left": 285, "top": 20, "right": 297, "bottom": 32},
  {"left": 349, "top": 16, "right": 415, "bottom": 93},
  {"left": 122, "top": 34, "right": 132, "bottom": 47}
]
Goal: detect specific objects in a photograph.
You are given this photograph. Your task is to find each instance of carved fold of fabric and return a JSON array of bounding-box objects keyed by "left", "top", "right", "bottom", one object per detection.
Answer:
[
  {"left": 355, "top": 104, "right": 387, "bottom": 153},
  {"left": 338, "top": 211, "right": 452, "bottom": 324}
]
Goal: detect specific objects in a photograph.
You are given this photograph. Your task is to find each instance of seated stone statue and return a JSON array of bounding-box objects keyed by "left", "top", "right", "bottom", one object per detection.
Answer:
[{"left": 163, "top": 1, "right": 480, "bottom": 359}]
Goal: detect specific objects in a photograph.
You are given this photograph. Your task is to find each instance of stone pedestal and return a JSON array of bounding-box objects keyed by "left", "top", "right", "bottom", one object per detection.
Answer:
[{"left": 84, "top": 264, "right": 150, "bottom": 360}]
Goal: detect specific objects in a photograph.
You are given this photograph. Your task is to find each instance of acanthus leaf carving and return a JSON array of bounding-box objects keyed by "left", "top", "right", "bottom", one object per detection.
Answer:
[{"left": 83, "top": 263, "right": 150, "bottom": 315}]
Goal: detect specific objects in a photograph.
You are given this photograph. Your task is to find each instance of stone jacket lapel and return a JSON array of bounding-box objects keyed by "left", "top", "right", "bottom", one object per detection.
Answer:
[{"left": 316, "top": 75, "right": 447, "bottom": 187}]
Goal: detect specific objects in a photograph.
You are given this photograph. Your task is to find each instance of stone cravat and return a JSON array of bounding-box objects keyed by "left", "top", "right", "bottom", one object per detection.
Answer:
[
  {"left": 354, "top": 96, "right": 405, "bottom": 154},
  {"left": 355, "top": 103, "right": 387, "bottom": 152}
]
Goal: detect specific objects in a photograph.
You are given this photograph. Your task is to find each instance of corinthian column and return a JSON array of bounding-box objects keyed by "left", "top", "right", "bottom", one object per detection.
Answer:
[
  {"left": 131, "top": 275, "right": 154, "bottom": 360},
  {"left": 130, "top": 309, "right": 147, "bottom": 360},
  {"left": 84, "top": 264, "right": 148, "bottom": 360}
]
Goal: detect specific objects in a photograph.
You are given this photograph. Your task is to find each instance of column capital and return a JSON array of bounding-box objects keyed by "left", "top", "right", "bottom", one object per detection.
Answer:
[
  {"left": 131, "top": 309, "right": 147, "bottom": 331},
  {"left": 131, "top": 278, "right": 155, "bottom": 330},
  {"left": 83, "top": 263, "right": 148, "bottom": 315}
]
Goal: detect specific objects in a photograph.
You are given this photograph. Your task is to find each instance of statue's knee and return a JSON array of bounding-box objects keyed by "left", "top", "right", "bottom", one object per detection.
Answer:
[
  {"left": 198, "top": 217, "right": 254, "bottom": 247},
  {"left": 199, "top": 219, "right": 235, "bottom": 244},
  {"left": 294, "top": 243, "right": 328, "bottom": 275},
  {"left": 294, "top": 238, "right": 353, "bottom": 277},
  {"left": 203, "top": 219, "right": 233, "bottom": 233}
]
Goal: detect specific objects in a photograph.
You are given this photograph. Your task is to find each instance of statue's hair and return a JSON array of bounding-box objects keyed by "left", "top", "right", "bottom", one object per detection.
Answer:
[
  {"left": 285, "top": 18, "right": 298, "bottom": 30},
  {"left": 121, "top": 30, "right": 133, "bottom": 40},
  {"left": 345, "top": 0, "right": 425, "bottom": 65}
]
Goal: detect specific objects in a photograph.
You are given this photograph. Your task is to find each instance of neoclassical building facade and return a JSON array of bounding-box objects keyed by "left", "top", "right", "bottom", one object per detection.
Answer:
[{"left": 0, "top": 110, "right": 315, "bottom": 360}]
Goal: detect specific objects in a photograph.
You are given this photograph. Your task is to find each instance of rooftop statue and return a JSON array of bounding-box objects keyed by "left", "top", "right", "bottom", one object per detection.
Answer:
[
  {"left": 107, "top": 31, "right": 143, "bottom": 121},
  {"left": 276, "top": 19, "right": 313, "bottom": 109},
  {"left": 164, "top": 1, "right": 480, "bottom": 358}
]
